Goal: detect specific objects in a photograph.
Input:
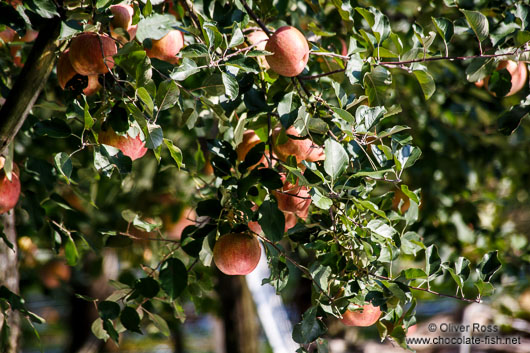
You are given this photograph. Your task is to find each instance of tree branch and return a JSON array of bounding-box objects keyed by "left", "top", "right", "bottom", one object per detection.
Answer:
[
  {"left": 369, "top": 273, "right": 481, "bottom": 303},
  {"left": 0, "top": 17, "right": 62, "bottom": 155},
  {"left": 239, "top": 0, "right": 272, "bottom": 37}
]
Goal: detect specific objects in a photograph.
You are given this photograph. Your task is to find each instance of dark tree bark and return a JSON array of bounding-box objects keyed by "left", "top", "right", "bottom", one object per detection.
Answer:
[
  {"left": 0, "top": 17, "right": 61, "bottom": 154},
  {"left": 216, "top": 274, "right": 260, "bottom": 353},
  {"left": 0, "top": 14, "right": 61, "bottom": 353},
  {"left": 0, "top": 211, "right": 20, "bottom": 353}
]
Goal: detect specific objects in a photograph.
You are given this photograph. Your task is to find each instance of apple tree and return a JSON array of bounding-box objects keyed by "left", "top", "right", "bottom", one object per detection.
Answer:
[{"left": 1, "top": 0, "right": 529, "bottom": 352}]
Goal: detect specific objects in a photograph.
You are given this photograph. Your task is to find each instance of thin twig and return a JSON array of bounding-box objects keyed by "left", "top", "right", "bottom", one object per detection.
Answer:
[
  {"left": 299, "top": 48, "right": 530, "bottom": 80},
  {"left": 240, "top": 0, "right": 272, "bottom": 37}
]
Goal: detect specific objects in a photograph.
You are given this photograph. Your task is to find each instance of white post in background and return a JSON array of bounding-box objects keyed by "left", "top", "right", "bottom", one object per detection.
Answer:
[{"left": 246, "top": 245, "right": 299, "bottom": 353}]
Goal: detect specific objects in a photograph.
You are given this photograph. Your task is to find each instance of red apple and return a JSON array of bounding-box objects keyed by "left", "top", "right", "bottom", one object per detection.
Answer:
[
  {"left": 57, "top": 49, "right": 101, "bottom": 96},
  {"left": 265, "top": 26, "right": 309, "bottom": 77},
  {"left": 145, "top": 30, "right": 184, "bottom": 65},
  {"left": 110, "top": 4, "right": 137, "bottom": 42},
  {"left": 273, "top": 173, "right": 311, "bottom": 219},
  {"left": 99, "top": 127, "right": 147, "bottom": 160},
  {"left": 0, "top": 160, "right": 21, "bottom": 214},
  {"left": 213, "top": 233, "right": 261, "bottom": 275},
  {"left": 69, "top": 32, "right": 117, "bottom": 75},
  {"left": 341, "top": 303, "right": 381, "bottom": 327},
  {"left": 272, "top": 125, "right": 325, "bottom": 163}
]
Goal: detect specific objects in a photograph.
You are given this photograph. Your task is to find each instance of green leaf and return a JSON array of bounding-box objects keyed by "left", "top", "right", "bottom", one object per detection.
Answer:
[
  {"left": 156, "top": 80, "right": 180, "bottom": 111},
  {"left": 54, "top": 153, "right": 72, "bottom": 182},
  {"left": 432, "top": 17, "right": 454, "bottom": 51},
  {"left": 221, "top": 72, "right": 239, "bottom": 101},
  {"left": 145, "top": 311, "right": 170, "bottom": 336},
  {"left": 91, "top": 318, "right": 110, "bottom": 341},
  {"left": 367, "top": 219, "right": 396, "bottom": 239},
  {"left": 137, "top": 87, "right": 154, "bottom": 117},
  {"left": 83, "top": 101, "right": 94, "bottom": 130},
  {"left": 120, "top": 306, "right": 141, "bottom": 334},
  {"left": 228, "top": 26, "right": 244, "bottom": 48},
  {"left": 324, "top": 138, "right": 348, "bottom": 180},
  {"left": 401, "top": 268, "right": 427, "bottom": 280},
  {"left": 364, "top": 66, "right": 391, "bottom": 106},
  {"left": 425, "top": 245, "right": 442, "bottom": 278},
  {"left": 159, "top": 258, "right": 188, "bottom": 299},
  {"left": 170, "top": 58, "right": 200, "bottom": 81},
  {"left": 103, "top": 318, "right": 119, "bottom": 344},
  {"left": 497, "top": 104, "right": 530, "bottom": 135},
  {"left": 64, "top": 234, "right": 79, "bottom": 266},
  {"left": 136, "top": 14, "right": 177, "bottom": 42},
  {"left": 355, "top": 105, "right": 386, "bottom": 132},
  {"left": 135, "top": 277, "right": 160, "bottom": 298},
  {"left": 400, "top": 185, "right": 420, "bottom": 204},
  {"left": 258, "top": 201, "right": 285, "bottom": 242},
  {"left": 465, "top": 57, "right": 496, "bottom": 82},
  {"left": 164, "top": 139, "right": 183, "bottom": 169},
  {"left": 180, "top": 43, "right": 209, "bottom": 58},
  {"left": 394, "top": 144, "right": 422, "bottom": 172},
  {"left": 309, "top": 264, "right": 331, "bottom": 292},
  {"left": 345, "top": 55, "right": 363, "bottom": 86},
  {"left": 34, "top": 118, "right": 71, "bottom": 138},
  {"left": 310, "top": 188, "right": 333, "bottom": 210},
  {"left": 331, "top": 107, "right": 355, "bottom": 124},
  {"left": 292, "top": 306, "right": 327, "bottom": 344},
  {"left": 413, "top": 70, "right": 435, "bottom": 100},
  {"left": 460, "top": 9, "right": 489, "bottom": 42},
  {"left": 94, "top": 145, "right": 132, "bottom": 177},
  {"left": 142, "top": 0, "right": 152, "bottom": 17},
  {"left": 478, "top": 251, "right": 501, "bottom": 282},
  {"left": 98, "top": 301, "right": 120, "bottom": 320}
]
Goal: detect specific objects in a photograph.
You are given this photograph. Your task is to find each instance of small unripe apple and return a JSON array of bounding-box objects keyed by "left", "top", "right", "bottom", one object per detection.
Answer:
[
  {"left": 57, "top": 49, "right": 101, "bottom": 96},
  {"left": 145, "top": 30, "right": 184, "bottom": 65},
  {"left": 213, "top": 233, "right": 261, "bottom": 275},
  {"left": 0, "top": 161, "right": 21, "bottom": 214},
  {"left": 110, "top": 4, "right": 137, "bottom": 42},
  {"left": 247, "top": 30, "right": 270, "bottom": 69},
  {"left": 478, "top": 60, "right": 528, "bottom": 97},
  {"left": 341, "top": 303, "right": 381, "bottom": 327},
  {"left": 99, "top": 127, "right": 147, "bottom": 160},
  {"left": 273, "top": 173, "right": 311, "bottom": 219},
  {"left": 69, "top": 32, "right": 117, "bottom": 75},
  {"left": 272, "top": 126, "right": 325, "bottom": 163},
  {"left": 265, "top": 26, "right": 309, "bottom": 77}
]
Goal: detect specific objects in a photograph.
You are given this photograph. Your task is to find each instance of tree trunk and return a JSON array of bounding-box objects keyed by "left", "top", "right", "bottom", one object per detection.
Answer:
[
  {"left": 0, "top": 211, "right": 20, "bottom": 353},
  {"left": 216, "top": 274, "right": 260, "bottom": 353}
]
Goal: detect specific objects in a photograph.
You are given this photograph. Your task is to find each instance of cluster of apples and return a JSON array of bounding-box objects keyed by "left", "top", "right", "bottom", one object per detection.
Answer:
[{"left": 212, "top": 126, "right": 325, "bottom": 276}]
